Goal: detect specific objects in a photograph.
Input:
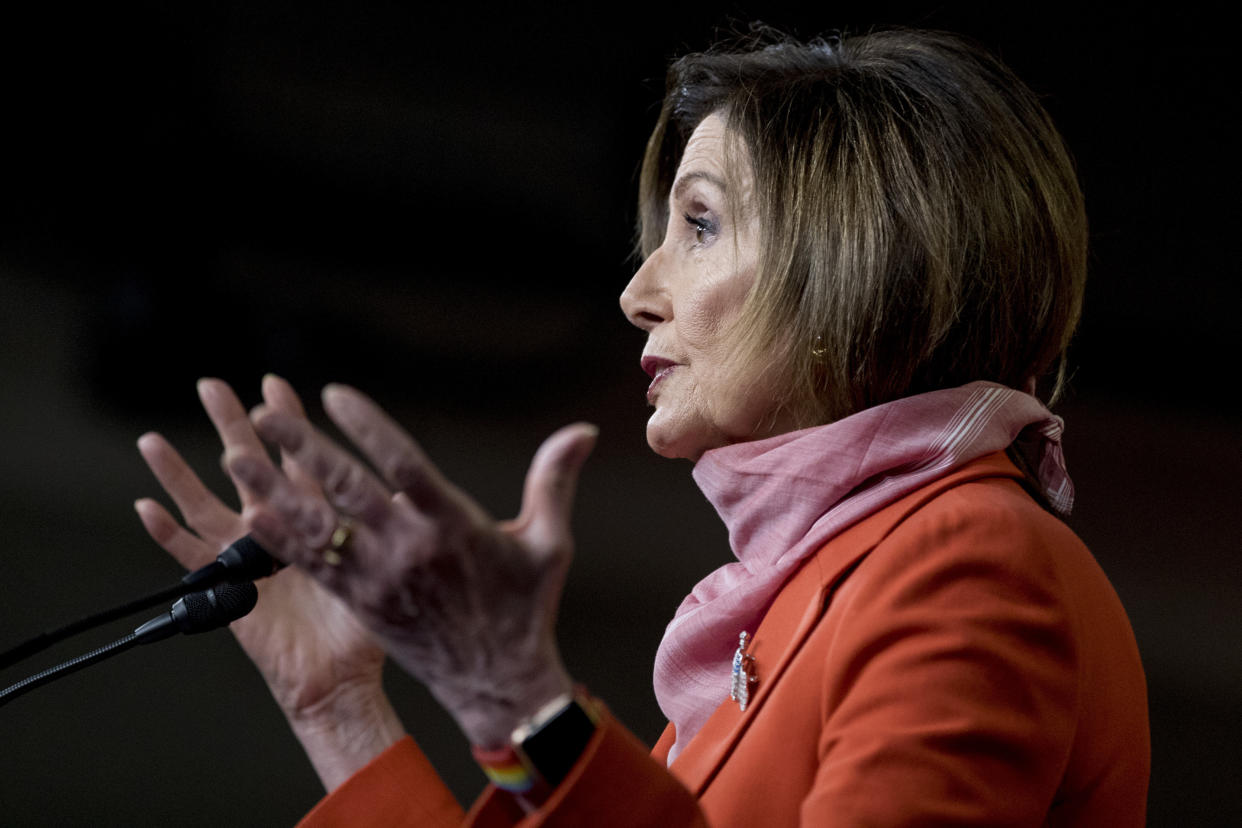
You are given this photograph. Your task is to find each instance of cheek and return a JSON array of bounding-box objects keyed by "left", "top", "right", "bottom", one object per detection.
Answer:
[
  {"left": 679, "top": 269, "right": 754, "bottom": 353},
  {"left": 704, "top": 362, "right": 778, "bottom": 431},
  {"left": 676, "top": 265, "right": 764, "bottom": 431}
]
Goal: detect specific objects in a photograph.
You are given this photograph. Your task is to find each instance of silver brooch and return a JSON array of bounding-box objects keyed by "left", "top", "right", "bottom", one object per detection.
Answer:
[{"left": 730, "top": 631, "right": 758, "bottom": 711}]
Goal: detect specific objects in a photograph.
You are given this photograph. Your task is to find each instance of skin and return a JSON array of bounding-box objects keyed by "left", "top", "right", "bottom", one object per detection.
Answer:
[
  {"left": 134, "top": 114, "right": 791, "bottom": 793},
  {"left": 138, "top": 376, "right": 596, "bottom": 781},
  {"left": 136, "top": 377, "right": 401, "bottom": 790},
  {"left": 621, "top": 114, "right": 796, "bottom": 460},
  {"left": 228, "top": 389, "right": 595, "bottom": 749}
]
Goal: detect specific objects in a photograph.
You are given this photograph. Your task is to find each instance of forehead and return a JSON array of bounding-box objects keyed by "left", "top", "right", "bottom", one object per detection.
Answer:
[
  {"left": 678, "top": 113, "right": 729, "bottom": 175},
  {"left": 671, "top": 113, "right": 753, "bottom": 211}
]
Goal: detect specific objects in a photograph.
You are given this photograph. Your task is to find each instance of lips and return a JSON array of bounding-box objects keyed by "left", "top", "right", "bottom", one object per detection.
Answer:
[
  {"left": 641, "top": 355, "right": 676, "bottom": 378},
  {"left": 641, "top": 356, "right": 678, "bottom": 403}
]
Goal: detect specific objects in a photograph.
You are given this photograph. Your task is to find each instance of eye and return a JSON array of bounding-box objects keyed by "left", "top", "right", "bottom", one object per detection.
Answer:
[{"left": 683, "top": 212, "right": 716, "bottom": 245}]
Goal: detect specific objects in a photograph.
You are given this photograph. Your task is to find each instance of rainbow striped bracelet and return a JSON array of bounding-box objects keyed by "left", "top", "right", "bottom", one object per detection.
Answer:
[{"left": 472, "top": 743, "right": 537, "bottom": 794}]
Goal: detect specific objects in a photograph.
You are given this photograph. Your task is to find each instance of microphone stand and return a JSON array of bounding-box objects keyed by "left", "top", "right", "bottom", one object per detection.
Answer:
[
  {"left": 0, "top": 632, "right": 144, "bottom": 707},
  {"left": 0, "top": 535, "right": 276, "bottom": 672},
  {"left": 0, "top": 582, "right": 258, "bottom": 708},
  {"left": 0, "top": 583, "right": 186, "bottom": 672}
]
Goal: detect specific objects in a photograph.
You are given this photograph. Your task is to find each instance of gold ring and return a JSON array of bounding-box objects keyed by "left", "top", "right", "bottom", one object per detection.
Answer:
[{"left": 323, "top": 518, "right": 354, "bottom": 567}]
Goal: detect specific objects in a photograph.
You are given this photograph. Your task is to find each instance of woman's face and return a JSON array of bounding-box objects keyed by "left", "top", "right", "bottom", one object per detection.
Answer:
[{"left": 620, "top": 114, "right": 793, "bottom": 461}]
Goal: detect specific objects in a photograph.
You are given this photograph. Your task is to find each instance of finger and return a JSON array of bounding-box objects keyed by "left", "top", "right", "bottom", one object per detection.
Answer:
[
  {"left": 226, "top": 451, "right": 340, "bottom": 554},
  {"left": 321, "top": 384, "right": 459, "bottom": 515},
  {"left": 261, "top": 373, "right": 308, "bottom": 418},
  {"left": 250, "top": 405, "right": 396, "bottom": 528},
  {"left": 199, "top": 377, "right": 271, "bottom": 459},
  {"left": 137, "top": 432, "right": 242, "bottom": 543},
  {"left": 261, "top": 374, "right": 323, "bottom": 498},
  {"left": 134, "top": 497, "right": 218, "bottom": 570},
  {"left": 198, "top": 378, "right": 273, "bottom": 507},
  {"left": 241, "top": 501, "right": 330, "bottom": 574},
  {"left": 512, "top": 423, "right": 599, "bottom": 556}
]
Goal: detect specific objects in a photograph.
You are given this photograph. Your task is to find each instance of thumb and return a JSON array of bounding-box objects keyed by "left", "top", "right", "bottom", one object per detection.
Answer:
[{"left": 515, "top": 423, "right": 599, "bottom": 555}]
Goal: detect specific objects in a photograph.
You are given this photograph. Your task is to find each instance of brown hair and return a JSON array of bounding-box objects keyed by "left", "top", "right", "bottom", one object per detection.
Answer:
[{"left": 638, "top": 28, "right": 1087, "bottom": 426}]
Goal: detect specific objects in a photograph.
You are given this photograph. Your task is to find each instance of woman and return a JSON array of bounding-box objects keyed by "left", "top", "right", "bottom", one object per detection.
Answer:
[{"left": 137, "top": 28, "right": 1148, "bottom": 825}]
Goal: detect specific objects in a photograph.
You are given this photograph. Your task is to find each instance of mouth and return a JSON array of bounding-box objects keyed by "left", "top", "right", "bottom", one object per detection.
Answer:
[
  {"left": 641, "top": 356, "right": 678, "bottom": 403},
  {"left": 641, "top": 355, "right": 677, "bottom": 378}
]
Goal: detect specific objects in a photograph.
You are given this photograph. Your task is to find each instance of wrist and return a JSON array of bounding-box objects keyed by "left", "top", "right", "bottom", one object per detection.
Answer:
[
  {"left": 439, "top": 661, "right": 574, "bottom": 749},
  {"left": 285, "top": 682, "right": 406, "bottom": 792}
]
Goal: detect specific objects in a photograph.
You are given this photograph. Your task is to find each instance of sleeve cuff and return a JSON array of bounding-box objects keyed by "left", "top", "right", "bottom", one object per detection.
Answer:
[
  {"left": 297, "top": 735, "right": 465, "bottom": 828},
  {"left": 464, "top": 705, "right": 705, "bottom": 827}
]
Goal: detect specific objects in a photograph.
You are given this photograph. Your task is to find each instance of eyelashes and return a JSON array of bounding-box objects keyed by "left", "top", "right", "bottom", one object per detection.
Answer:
[{"left": 683, "top": 212, "right": 717, "bottom": 244}]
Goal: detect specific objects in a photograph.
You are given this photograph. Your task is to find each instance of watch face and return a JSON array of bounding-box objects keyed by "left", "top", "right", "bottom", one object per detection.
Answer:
[{"left": 518, "top": 699, "right": 598, "bottom": 787}]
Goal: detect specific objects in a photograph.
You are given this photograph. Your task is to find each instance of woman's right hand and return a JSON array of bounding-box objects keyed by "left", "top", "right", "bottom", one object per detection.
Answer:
[{"left": 135, "top": 376, "right": 403, "bottom": 790}]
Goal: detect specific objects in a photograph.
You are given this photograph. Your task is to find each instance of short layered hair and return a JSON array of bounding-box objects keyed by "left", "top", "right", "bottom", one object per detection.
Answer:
[{"left": 638, "top": 28, "right": 1087, "bottom": 426}]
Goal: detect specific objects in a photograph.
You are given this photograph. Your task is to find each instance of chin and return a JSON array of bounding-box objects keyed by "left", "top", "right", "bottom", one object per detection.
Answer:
[
  {"left": 646, "top": 428, "right": 692, "bottom": 461},
  {"left": 645, "top": 417, "right": 715, "bottom": 462}
]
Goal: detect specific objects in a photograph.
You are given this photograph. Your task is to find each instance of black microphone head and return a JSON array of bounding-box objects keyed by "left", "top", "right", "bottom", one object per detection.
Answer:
[
  {"left": 173, "top": 582, "right": 259, "bottom": 635},
  {"left": 216, "top": 535, "right": 282, "bottom": 582}
]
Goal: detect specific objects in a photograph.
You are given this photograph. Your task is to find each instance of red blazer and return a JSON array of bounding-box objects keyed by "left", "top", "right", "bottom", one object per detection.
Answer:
[{"left": 298, "top": 453, "right": 1149, "bottom": 827}]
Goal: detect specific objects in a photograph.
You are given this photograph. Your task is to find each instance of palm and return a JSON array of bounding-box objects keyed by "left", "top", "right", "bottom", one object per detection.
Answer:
[
  {"left": 235, "top": 566, "right": 380, "bottom": 713},
  {"left": 134, "top": 377, "right": 384, "bottom": 716}
]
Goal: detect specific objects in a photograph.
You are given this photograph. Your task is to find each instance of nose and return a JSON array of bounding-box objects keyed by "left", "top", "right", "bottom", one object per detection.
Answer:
[{"left": 620, "top": 248, "right": 670, "bottom": 332}]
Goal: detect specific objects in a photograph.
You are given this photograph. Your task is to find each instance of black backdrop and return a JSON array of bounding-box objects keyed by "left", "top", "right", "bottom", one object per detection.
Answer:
[{"left": 1, "top": 3, "right": 1238, "bottom": 825}]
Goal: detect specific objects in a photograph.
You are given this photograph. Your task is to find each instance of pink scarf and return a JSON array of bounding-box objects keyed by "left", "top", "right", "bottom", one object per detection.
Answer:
[{"left": 654, "top": 381, "right": 1073, "bottom": 763}]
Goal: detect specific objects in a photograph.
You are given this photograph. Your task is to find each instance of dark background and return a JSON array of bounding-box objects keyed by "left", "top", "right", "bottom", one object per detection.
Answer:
[{"left": 1, "top": 2, "right": 1237, "bottom": 825}]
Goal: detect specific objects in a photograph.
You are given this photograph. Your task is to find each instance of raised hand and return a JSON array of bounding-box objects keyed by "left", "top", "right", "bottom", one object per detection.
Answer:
[
  {"left": 135, "top": 376, "right": 402, "bottom": 790},
  {"left": 226, "top": 383, "right": 598, "bottom": 748}
]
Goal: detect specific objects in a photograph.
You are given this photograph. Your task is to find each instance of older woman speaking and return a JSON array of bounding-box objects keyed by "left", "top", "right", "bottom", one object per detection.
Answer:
[{"left": 135, "top": 28, "right": 1149, "bottom": 826}]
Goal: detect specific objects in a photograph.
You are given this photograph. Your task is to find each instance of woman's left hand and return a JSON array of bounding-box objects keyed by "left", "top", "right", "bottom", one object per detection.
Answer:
[
  {"left": 227, "top": 383, "right": 598, "bottom": 748},
  {"left": 135, "top": 377, "right": 402, "bottom": 791}
]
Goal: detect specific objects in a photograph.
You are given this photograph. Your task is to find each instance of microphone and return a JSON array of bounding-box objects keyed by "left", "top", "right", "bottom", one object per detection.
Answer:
[
  {"left": 0, "top": 582, "right": 259, "bottom": 708},
  {"left": 180, "top": 535, "right": 285, "bottom": 590},
  {"left": 133, "top": 581, "right": 260, "bottom": 645}
]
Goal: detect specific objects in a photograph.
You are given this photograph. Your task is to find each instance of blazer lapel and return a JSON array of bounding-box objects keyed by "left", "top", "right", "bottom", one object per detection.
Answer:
[
  {"left": 666, "top": 452, "right": 1023, "bottom": 795},
  {"left": 668, "top": 540, "right": 862, "bottom": 794}
]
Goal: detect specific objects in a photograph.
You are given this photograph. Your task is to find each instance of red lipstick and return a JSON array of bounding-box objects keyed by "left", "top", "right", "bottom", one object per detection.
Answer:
[
  {"left": 641, "top": 356, "right": 676, "bottom": 378},
  {"left": 641, "top": 356, "right": 678, "bottom": 403}
]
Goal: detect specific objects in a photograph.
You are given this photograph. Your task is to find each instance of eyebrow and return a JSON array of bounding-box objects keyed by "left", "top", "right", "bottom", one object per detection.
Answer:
[{"left": 671, "top": 170, "right": 727, "bottom": 203}]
